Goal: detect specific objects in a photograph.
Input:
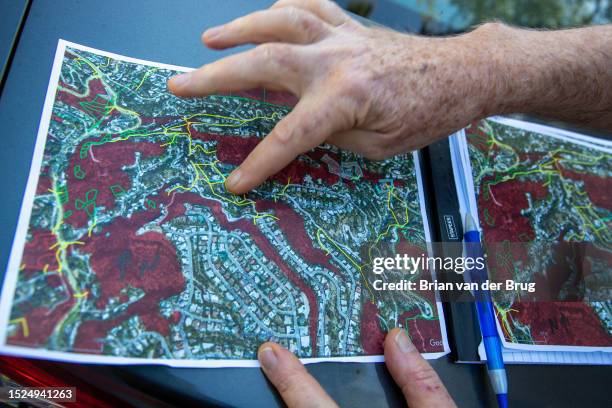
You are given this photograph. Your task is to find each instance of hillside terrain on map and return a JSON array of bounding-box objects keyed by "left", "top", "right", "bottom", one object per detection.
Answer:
[
  {"left": 466, "top": 119, "right": 612, "bottom": 348},
  {"left": 2, "top": 43, "right": 445, "bottom": 362}
]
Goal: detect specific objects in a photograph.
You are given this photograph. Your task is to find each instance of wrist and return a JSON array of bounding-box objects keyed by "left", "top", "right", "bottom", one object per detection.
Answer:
[
  {"left": 463, "top": 22, "right": 526, "bottom": 118},
  {"left": 466, "top": 22, "right": 612, "bottom": 125}
]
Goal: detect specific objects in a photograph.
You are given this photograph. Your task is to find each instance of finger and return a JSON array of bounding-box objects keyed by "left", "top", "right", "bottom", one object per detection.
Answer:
[
  {"left": 258, "top": 342, "right": 338, "bottom": 408},
  {"left": 327, "top": 129, "right": 391, "bottom": 160},
  {"left": 272, "top": 0, "right": 350, "bottom": 26},
  {"left": 168, "top": 44, "right": 303, "bottom": 97},
  {"left": 384, "top": 328, "right": 456, "bottom": 408},
  {"left": 203, "top": 7, "right": 331, "bottom": 49},
  {"left": 225, "top": 96, "right": 342, "bottom": 194}
]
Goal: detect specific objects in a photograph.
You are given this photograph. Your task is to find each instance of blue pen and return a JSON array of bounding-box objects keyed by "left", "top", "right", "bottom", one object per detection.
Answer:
[{"left": 464, "top": 214, "right": 508, "bottom": 408}]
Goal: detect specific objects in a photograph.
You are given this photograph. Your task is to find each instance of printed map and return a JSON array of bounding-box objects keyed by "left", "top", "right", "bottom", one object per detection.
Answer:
[
  {"left": 1, "top": 42, "right": 445, "bottom": 363},
  {"left": 466, "top": 119, "right": 612, "bottom": 348}
]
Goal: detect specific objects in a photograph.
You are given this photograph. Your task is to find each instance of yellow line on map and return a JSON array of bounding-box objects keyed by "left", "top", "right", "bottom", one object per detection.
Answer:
[
  {"left": 9, "top": 317, "right": 29, "bottom": 338},
  {"left": 73, "top": 291, "right": 89, "bottom": 299}
]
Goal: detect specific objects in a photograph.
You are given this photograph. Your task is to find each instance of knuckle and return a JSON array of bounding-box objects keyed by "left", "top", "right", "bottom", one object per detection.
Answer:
[
  {"left": 338, "top": 74, "right": 368, "bottom": 98},
  {"left": 308, "top": 0, "right": 329, "bottom": 10},
  {"left": 273, "top": 120, "right": 294, "bottom": 144},
  {"left": 273, "top": 118, "right": 315, "bottom": 150},
  {"left": 342, "top": 18, "right": 364, "bottom": 31},
  {"left": 330, "top": 72, "right": 370, "bottom": 120},
  {"left": 255, "top": 43, "right": 293, "bottom": 62},
  {"left": 254, "top": 43, "right": 302, "bottom": 79},
  {"left": 231, "top": 15, "right": 247, "bottom": 30},
  {"left": 284, "top": 7, "right": 327, "bottom": 41},
  {"left": 305, "top": 19, "right": 329, "bottom": 42},
  {"left": 283, "top": 6, "right": 302, "bottom": 23},
  {"left": 253, "top": 43, "right": 274, "bottom": 59},
  {"left": 380, "top": 130, "right": 402, "bottom": 145},
  {"left": 271, "top": 0, "right": 289, "bottom": 9},
  {"left": 365, "top": 147, "right": 388, "bottom": 161},
  {"left": 275, "top": 122, "right": 305, "bottom": 145},
  {"left": 274, "top": 370, "right": 303, "bottom": 395},
  {"left": 402, "top": 367, "right": 444, "bottom": 395}
]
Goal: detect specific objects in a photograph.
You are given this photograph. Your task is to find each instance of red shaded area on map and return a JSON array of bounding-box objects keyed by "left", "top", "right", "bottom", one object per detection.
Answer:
[
  {"left": 256, "top": 200, "right": 342, "bottom": 278},
  {"left": 20, "top": 231, "right": 59, "bottom": 279},
  {"left": 197, "top": 131, "right": 382, "bottom": 186},
  {"left": 561, "top": 169, "right": 612, "bottom": 209},
  {"left": 73, "top": 211, "right": 184, "bottom": 352},
  {"left": 406, "top": 317, "right": 445, "bottom": 353},
  {"left": 360, "top": 301, "right": 386, "bottom": 354},
  {"left": 478, "top": 177, "right": 547, "bottom": 243},
  {"left": 57, "top": 78, "right": 107, "bottom": 108},
  {"left": 64, "top": 140, "right": 164, "bottom": 229},
  {"left": 35, "top": 173, "right": 52, "bottom": 196},
  {"left": 506, "top": 302, "right": 610, "bottom": 347},
  {"left": 477, "top": 177, "right": 548, "bottom": 282},
  {"left": 397, "top": 242, "right": 443, "bottom": 353}
]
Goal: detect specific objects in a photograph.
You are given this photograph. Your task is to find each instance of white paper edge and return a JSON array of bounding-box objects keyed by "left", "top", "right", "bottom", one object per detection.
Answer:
[
  {"left": 489, "top": 116, "right": 612, "bottom": 152},
  {"left": 0, "top": 39, "right": 449, "bottom": 367},
  {"left": 0, "top": 40, "right": 70, "bottom": 352},
  {"left": 449, "top": 117, "right": 612, "bottom": 353}
]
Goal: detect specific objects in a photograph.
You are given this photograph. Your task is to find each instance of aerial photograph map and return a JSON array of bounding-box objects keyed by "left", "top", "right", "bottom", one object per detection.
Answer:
[
  {"left": 466, "top": 118, "right": 612, "bottom": 348},
  {"left": 0, "top": 41, "right": 447, "bottom": 365}
]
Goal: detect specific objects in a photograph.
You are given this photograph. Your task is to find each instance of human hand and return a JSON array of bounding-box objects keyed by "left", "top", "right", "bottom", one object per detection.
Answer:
[
  {"left": 256, "top": 328, "right": 456, "bottom": 407},
  {"left": 168, "top": 0, "right": 492, "bottom": 194}
]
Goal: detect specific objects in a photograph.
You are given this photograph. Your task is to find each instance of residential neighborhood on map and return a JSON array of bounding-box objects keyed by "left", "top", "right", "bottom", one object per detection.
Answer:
[
  {"left": 466, "top": 119, "right": 612, "bottom": 348},
  {"left": 0, "top": 42, "right": 446, "bottom": 364}
]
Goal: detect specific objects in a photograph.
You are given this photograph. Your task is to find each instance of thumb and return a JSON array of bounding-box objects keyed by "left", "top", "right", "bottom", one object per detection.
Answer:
[
  {"left": 225, "top": 96, "right": 340, "bottom": 194},
  {"left": 384, "top": 328, "right": 456, "bottom": 408},
  {"left": 258, "top": 342, "right": 338, "bottom": 408}
]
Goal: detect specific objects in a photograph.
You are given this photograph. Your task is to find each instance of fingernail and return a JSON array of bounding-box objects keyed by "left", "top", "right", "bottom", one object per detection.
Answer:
[
  {"left": 259, "top": 347, "right": 278, "bottom": 370},
  {"left": 395, "top": 329, "right": 416, "bottom": 353},
  {"left": 205, "top": 25, "right": 223, "bottom": 40},
  {"left": 170, "top": 73, "right": 190, "bottom": 87},
  {"left": 225, "top": 169, "right": 241, "bottom": 191}
]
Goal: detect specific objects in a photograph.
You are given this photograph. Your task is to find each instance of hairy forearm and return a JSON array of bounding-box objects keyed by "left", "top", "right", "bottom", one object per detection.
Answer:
[
  {"left": 472, "top": 23, "right": 612, "bottom": 129},
  {"left": 171, "top": 1, "right": 611, "bottom": 193}
]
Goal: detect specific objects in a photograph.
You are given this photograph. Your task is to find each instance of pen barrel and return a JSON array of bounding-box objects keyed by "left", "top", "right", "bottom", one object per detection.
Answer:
[
  {"left": 476, "top": 301, "right": 505, "bottom": 366},
  {"left": 463, "top": 231, "right": 489, "bottom": 289},
  {"left": 482, "top": 332, "right": 505, "bottom": 370},
  {"left": 464, "top": 228, "right": 508, "bottom": 404},
  {"left": 476, "top": 301, "right": 498, "bottom": 338}
]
